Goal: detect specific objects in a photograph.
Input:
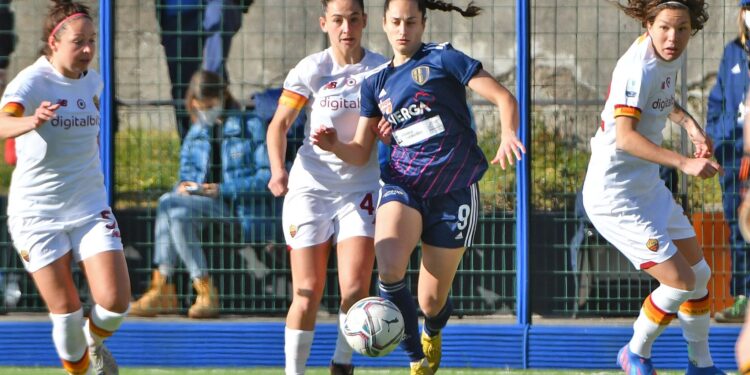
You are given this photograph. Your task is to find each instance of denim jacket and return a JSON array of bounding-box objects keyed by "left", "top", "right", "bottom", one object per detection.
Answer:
[
  {"left": 179, "top": 111, "right": 273, "bottom": 240},
  {"left": 707, "top": 38, "right": 750, "bottom": 150}
]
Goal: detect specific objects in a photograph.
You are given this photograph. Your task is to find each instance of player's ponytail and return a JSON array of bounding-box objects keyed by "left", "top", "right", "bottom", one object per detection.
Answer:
[
  {"left": 41, "top": 0, "right": 92, "bottom": 56},
  {"left": 383, "top": 0, "right": 482, "bottom": 20},
  {"left": 424, "top": 0, "right": 481, "bottom": 18},
  {"left": 613, "top": 0, "right": 708, "bottom": 34}
]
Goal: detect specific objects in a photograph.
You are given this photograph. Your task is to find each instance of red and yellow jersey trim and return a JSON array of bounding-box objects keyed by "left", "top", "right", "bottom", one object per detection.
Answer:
[
  {"left": 643, "top": 294, "right": 677, "bottom": 325},
  {"left": 1, "top": 102, "right": 24, "bottom": 117},
  {"left": 278, "top": 89, "right": 307, "bottom": 111},
  {"left": 679, "top": 293, "right": 710, "bottom": 316},
  {"left": 614, "top": 104, "right": 641, "bottom": 121}
]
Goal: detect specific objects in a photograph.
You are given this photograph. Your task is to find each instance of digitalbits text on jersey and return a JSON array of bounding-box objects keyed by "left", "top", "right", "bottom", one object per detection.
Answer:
[
  {"left": 50, "top": 114, "right": 100, "bottom": 129},
  {"left": 318, "top": 96, "right": 359, "bottom": 111}
]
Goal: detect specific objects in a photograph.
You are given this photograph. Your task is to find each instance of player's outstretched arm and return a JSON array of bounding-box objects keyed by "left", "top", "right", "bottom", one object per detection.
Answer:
[
  {"left": 311, "top": 115, "right": 378, "bottom": 166},
  {"left": 467, "top": 69, "right": 525, "bottom": 169},
  {"left": 0, "top": 101, "right": 60, "bottom": 139}
]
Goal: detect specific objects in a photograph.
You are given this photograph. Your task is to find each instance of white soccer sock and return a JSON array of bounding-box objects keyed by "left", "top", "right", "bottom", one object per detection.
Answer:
[
  {"left": 50, "top": 308, "right": 89, "bottom": 374},
  {"left": 332, "top": 309, "right": 353, "bottom": 364},
  {"left": 285, "top": 327, "right": 314, "bottom": 375},
  {"left": 678, "top": 260, "right": 714, "bottom": 367},
  {"left": 84, "top": 304, "right": 128, "bottom": 347},
  {"left": 630, "top": 284, "right": 692, "bottom": 358}
]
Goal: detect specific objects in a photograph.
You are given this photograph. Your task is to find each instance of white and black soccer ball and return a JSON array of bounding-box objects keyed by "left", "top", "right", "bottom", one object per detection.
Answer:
[{"left": 342, "top": 296, "right": 404, "bottom": 357}]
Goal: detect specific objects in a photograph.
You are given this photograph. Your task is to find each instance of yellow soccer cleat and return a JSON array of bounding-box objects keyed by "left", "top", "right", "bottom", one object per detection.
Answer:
[
  {"left": 410, "top": 357, "right": 434, "bottom": 375},
  {"left": 421, "top": 331, "right": 442, "bottom": 373}
]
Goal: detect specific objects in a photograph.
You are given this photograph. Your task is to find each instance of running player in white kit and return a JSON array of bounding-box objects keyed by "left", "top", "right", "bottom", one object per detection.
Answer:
[
  {"left": 0, "top": 2, "right": 129, "bottom": 375},
  {"left": 265, "top": 1, "right": 387, "bottom": 374},
  {"left": 582, "top": 1, "right": 724, "bottom": 374}
]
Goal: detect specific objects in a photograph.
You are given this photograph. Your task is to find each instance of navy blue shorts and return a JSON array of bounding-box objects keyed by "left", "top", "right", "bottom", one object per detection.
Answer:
[{"left": 378, "top": 183, "right": 480, "bottom": 249}]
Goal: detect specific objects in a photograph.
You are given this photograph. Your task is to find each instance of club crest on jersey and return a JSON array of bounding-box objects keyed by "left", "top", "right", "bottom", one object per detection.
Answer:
[
  {"left": 646, "top": 238, "right": 659, "bottom": 252},
  {"left": 20, "top": 250, "right": 30, "bottom": 262},
  {"left": 411, "top": 66, "right": 430, "bottom": 85},
  {"left": 289, "top": 224, "right": 297, "bottom": 238}
]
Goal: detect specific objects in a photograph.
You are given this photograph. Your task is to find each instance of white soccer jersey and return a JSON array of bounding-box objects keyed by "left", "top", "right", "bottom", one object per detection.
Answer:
[
  {"left": 1, "top": 56, "right": 108, "bottom": 218},
  {"left": 282, "top": 48, "right": 387, "bottom": 192},
  {"left": 585, "top": 34, "right": 684, "bottom": 199}
]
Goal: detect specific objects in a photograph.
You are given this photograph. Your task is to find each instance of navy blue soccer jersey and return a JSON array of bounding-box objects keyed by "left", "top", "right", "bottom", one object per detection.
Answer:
[{"left": 360, "top": 42, "right": 487, "bottom": 198}]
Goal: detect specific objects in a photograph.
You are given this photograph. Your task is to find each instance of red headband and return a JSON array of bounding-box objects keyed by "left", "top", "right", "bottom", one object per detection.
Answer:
[{"left": 49, "top": 12, "right": 87, "bottom": 39}]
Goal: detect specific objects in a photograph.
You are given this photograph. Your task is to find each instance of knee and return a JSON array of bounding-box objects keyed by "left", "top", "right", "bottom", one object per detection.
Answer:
[
  {"left": 339, "top": 282, "right": 370, "bottom": 310},
  {"left": 378, "top": 267, "right": 406, "bottom": 284},
  {"left": 418, "top": 295, "right": 444, "bottom": 317},
  {"left": 110, "top": 299, "right": 131, "bottom": 314},
  {"left": 158, "top": 193, "right": 186, "bottom": 215},
  {"left": 669, "top": 270, "right": 696, "bottom": 292},
  {"left": 95, "top": 292, "right": 131, "bottom": 314},
  {"left": 291, "top": 282, "right": 324, "bottom": 314},
  {"left": 158, "top": 192, "right": 177, "bottom": 208}
]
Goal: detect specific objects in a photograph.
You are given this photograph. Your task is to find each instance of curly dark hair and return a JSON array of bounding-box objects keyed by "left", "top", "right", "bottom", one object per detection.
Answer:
[{"left": 613, "top": 0, "right": 709, "bottom": 35}]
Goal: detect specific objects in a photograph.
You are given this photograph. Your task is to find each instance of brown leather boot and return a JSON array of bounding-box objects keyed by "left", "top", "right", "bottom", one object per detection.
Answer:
[
  {"left": 129, "top": 270, "right": 178, "bottom": 317},
  {"left": 187, "top": 276, "right": 219, "bottom": 319}
]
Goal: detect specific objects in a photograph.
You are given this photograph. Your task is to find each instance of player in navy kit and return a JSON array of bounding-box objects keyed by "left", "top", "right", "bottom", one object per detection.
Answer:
[{"left": 312, "top": 1, "right": 524, "bottom": 373}]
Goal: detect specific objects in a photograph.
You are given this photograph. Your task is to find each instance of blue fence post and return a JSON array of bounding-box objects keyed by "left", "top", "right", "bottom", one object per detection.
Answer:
[
  {"left": 515, "top": 0, "right": 531, "bottom": 368},
  {"left": 99, "top": 0, "right": 114, "bottom": 205}
]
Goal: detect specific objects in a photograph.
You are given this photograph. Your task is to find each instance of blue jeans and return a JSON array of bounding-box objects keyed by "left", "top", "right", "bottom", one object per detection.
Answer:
[
  {"left": 154, "top": 191, "right": 232, "bottom": 279},
  {"left": 716, "top": 142, "right": 750, "bottom": 297}
]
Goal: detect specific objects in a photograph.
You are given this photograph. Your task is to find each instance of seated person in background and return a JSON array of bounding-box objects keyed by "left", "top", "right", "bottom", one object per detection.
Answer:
[{"left": 130, "top": 70, "right": 271, "bottom": 319}]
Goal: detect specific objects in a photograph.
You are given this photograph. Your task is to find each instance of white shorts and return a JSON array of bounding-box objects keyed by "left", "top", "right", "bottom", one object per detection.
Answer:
[
  {"left": 282, "top": 187, "right": 377, "bottom": 249},
  {"left": 583, "top": 186, "right": 694, "bottom": 270},
  {"left": 8, "top": 208, "right": 124, "bottom": 273}
]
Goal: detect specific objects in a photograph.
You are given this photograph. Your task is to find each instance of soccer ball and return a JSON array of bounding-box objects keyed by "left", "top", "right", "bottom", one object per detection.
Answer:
[{"left": 342, "top": 296, "right": 404, "bottom": 357}]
